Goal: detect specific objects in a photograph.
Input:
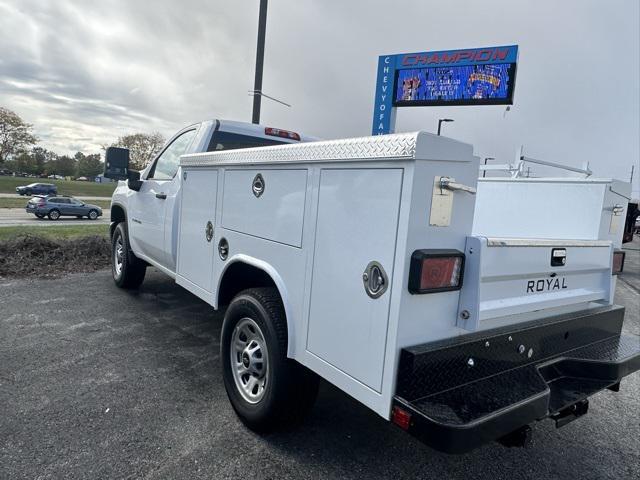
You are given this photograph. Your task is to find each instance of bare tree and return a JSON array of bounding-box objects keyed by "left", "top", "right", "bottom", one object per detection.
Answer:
[
  {"left": 0, "top": 107, "right": 38, "bottom": 165},
  {"left": 111, "top": 132, "right": 166, "bottom": 170}
]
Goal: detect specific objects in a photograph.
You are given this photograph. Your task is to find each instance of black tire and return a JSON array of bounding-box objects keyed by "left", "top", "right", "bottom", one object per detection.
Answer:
[
  {"left": 35, "top": 213, "right": 45, "bottom": 219},
  {"left": 25, "top": 190, "right": 31, "bottom": 196},
  {"left": 88, "top": 209, "right": 98, "bottom": 220},
  {"left": 111, "top": 222, "right": 146, "bottom": 289},
  {"left": 221, "top": 288, "right": 319, "bottom": 432},
  {"left": 48, "top": 209, "right": 60, "bottom": 220}
]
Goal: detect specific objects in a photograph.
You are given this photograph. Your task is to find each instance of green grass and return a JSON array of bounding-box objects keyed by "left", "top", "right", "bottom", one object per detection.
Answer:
[
  {"left": 0, "top": 176, "right": 116, "bottom": 197},
  {"left": 0, "top": 224, "right": 109, "bottom": 241},
  {"left": 0, "top": 198, "right": 111, "bottom": 209}
]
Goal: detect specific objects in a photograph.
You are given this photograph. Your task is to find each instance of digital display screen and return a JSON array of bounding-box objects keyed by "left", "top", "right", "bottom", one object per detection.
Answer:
[{"left": 394, "top": 63, "right": 516, "bottom": 106}]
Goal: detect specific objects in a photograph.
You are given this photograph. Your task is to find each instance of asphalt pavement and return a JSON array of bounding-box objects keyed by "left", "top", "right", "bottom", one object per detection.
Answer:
[
  {"left": 0, "top": 245, "right": 638, "bottom": 479},
  {"left": 0, "top": 208, "right": 111, "bottom": 227}
]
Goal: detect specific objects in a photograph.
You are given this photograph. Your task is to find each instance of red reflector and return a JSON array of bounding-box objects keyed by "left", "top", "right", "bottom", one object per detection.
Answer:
[
  {"left": 391, "top": 406, "right": 411, "bottom": 430},
  {"left": 613, "top": 250, "right": 625, "bottom": 274},
  {"left": 265, "top": 127, "right": 300, "bottom": 141},
  {"left": 420, "top": 256, "right": 462, "bottom": 290}
]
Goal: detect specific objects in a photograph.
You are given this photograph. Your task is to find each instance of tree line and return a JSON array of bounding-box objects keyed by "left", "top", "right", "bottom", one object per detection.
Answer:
[{"left": 0, "top": 106, "right": 166, "bottom": 178}]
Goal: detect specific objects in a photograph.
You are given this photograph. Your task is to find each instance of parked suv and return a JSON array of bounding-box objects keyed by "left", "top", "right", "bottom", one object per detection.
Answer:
[
  {"left": 26, "top": 195, "right": 103, "bottom": 220},
  {"left": 16, "top": 183, "right": 57, "bottom": 196}
]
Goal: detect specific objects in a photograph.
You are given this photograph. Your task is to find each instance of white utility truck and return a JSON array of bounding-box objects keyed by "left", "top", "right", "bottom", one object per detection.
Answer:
[{"left": 105, "top": 120, "right": 639, "bottom": 453}]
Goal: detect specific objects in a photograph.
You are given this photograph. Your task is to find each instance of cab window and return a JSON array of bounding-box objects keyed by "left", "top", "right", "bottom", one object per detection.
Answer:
[
  {"left": 207, "top": 131, "right": 284, "bottom": 152},
  {"left": 149, "top": 129, "right": 197, "bottom": 180}
]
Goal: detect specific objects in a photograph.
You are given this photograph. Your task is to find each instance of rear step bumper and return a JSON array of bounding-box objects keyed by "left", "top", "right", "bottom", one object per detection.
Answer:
[{"left": 393, "top": 305, "right": 640, "bottom": 454}]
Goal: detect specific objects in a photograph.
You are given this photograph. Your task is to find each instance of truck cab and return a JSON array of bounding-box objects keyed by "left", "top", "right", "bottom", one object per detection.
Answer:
[{"left": 109, "top": 120, "right": 316, "bottom": 276}]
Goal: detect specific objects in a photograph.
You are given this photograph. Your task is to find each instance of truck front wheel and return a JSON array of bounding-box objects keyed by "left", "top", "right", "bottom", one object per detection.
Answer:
[
  {"left": 111, "top": 222, "right": 146, "bottom": 289},
  {"left": 221, "top": 288, "right": 319, "bottom": 432}
]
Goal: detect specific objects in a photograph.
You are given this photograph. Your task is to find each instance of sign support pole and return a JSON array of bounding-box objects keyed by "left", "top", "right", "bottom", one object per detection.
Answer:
[{"left": 252, "top": 0, "right": 268, "bottom": 124}]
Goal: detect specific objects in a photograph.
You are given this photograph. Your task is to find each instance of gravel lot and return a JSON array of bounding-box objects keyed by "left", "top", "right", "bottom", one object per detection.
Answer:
[{"left": 0, "top": 244, "right": 638, "bottom": 479}]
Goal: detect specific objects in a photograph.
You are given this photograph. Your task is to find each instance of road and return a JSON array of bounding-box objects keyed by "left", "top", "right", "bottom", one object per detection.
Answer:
[
  {"left": 0, "top": 208, "right": 111, "bottom": 226},
  {"left": 0, "top": 247, "right": 638, "bottom": 479},
  {"left": 0, "top": 193, "right": 112, "bottom": 201}
]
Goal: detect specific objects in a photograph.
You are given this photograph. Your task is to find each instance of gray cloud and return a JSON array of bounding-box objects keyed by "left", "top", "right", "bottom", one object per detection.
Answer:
[{"left": 0, "top": 0, "right": 638, "bottom": 196}]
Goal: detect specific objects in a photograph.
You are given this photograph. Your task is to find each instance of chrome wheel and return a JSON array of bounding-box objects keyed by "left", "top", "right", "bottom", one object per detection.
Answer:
[
  {"left": 89, "top": 210, "right": 98, "bottom": 220},
  {"left": 230, "top": 317, "right": 269, "bottom": 404},
  {"left": 114, "top": 234, "right": 124, "bottom": 277}
]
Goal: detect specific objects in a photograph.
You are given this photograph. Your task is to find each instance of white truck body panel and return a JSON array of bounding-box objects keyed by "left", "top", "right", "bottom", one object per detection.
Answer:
[
  {"left": 176, "top": 169, "right": 219, "bottom": 293},
  {"left": 222, "top": 169, "right": 307, "bottom": 248},
  {"left": 457, "top": 237, "right": 614, "bottom": 331},
  {"left": 177, "top": 132, "right": 480, "bottom": 416},
  {"left": 307, "top": 168, "right": 403, "bottom": 392},
  {"left": 473, "top": 178, "right": 631, "bottom": 248}
]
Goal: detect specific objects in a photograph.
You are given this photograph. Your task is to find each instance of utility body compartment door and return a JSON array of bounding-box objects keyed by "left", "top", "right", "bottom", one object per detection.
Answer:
[
  {"left": 222, "top": 169, "right": 307, "bottom": 248},
  {"left": 176, "top": 169, "right": 219, "bottom": 296},
  {"left": 307, "top": 168, "right": 403, "bottom": 392}
]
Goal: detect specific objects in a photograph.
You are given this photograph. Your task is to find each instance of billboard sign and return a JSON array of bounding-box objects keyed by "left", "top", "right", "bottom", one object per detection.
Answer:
[{"left": 372, "top": 45, "right": 518, "bottom": 135}]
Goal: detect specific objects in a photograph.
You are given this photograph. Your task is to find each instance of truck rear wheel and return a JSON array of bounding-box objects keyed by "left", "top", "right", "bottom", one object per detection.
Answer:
[
  {"left": 112, "top": 222, "right": 146, "bottom": 289},
  {"left": 221, "top": 288, "right": 319, "bottom": 432}
]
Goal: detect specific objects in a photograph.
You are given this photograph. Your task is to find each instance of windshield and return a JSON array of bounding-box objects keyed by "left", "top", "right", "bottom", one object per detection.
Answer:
[{"left": 27, "top": 183, "right": 38, "bottom": 187}]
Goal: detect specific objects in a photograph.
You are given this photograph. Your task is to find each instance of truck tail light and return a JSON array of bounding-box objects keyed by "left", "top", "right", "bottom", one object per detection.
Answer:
[
  {"left": 265, "top": 127, "right": 301, "bottom": 141},
  {"left": 408, "top": 249, "right": 465, "bottom": 294},
  {"left": 391, "top": 406, "right": 412, "bottom": 430},
  {"left": 613, "top": 250, "right": 625, "bottom": 275}
]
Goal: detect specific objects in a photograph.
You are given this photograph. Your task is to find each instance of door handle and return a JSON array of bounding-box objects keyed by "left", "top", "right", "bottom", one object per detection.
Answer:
[
  {"left": 439, "top": 177, "right": 476, "bottom": 195},
  {"left": 155, "top": 193, "right": 167, "bottom": 199},
  {"left": 362, "top": 261, "right": 388, "bottom": 299}
]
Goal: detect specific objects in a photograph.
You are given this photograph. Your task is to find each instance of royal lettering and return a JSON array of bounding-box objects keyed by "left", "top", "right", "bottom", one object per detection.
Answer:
[{"left": 526, "top": 278, "right": 568, "bottom": 293}]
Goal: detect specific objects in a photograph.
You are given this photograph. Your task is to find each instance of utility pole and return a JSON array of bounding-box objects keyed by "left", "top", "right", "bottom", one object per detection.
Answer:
[{"left": 252, "top": 0, "right": 268, "bottom": 124}]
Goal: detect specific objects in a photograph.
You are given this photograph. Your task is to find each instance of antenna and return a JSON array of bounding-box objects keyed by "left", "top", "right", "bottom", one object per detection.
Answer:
[{"left": 248, "top": 90, "right": 291, "bottom": 108}]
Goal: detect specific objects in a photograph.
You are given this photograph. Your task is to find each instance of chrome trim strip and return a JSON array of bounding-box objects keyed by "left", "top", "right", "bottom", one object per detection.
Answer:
[{"left": 485, "top": 237, "right": 612, "bottom": 247}]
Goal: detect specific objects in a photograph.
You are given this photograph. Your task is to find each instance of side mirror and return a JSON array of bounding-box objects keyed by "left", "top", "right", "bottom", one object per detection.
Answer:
[
  {"left": 105, "top": 146, "right": 143, "bottom": 191},
  {"left": 127, "top": 170, "right": 143, "bottom": 192},
  {"left": 104, "top": 147, "right": 130, "bottom": 180}
]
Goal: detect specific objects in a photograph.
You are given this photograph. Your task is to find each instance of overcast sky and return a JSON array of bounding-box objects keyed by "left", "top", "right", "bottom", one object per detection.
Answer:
[{"left": 1, "top": 0, "right": 638, "bottom": 195}]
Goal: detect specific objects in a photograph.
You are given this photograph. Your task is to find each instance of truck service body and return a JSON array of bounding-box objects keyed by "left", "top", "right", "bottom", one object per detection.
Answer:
[{"left": 106, "top": 120, "right": 639, "bottom": 453}]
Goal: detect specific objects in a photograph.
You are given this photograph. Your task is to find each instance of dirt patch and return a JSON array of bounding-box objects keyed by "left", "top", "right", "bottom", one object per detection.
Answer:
[{"left": 0, "top": 234, "right": 111, "bottom": 278}]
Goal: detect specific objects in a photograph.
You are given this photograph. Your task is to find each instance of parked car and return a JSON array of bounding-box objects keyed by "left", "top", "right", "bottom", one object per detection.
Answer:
[
  {"left": 26, "top": 195, "right": 103, "bottom": 220},
  {"left": 15, "top": 183, "right": 57, "bottom": 196},
  {"left": 47, "top": 174, "right": 65, "bottom": 180},
  {"left": 76, "top": 176, "right": 89, "bottom": 181}
]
